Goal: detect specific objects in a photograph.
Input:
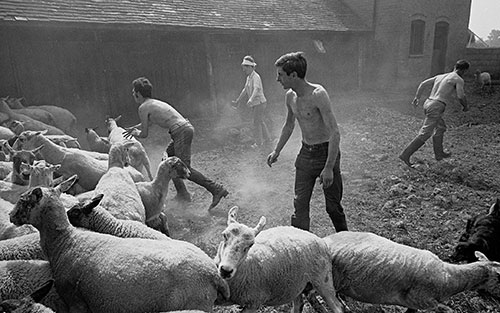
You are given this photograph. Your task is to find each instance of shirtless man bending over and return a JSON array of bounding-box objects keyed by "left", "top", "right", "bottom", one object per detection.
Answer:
[
  {"left": 399, "top": 59, "right": 469, "bottom": 167},
  {"left": 267, "top": 52, "right": 348, "bottom": 232},
  {"left": 124, "top": 77, "right": 228, "bottom": 210}
]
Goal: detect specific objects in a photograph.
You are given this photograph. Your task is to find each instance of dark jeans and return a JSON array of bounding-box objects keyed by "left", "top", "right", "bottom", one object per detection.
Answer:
[
  {"left": 292, "top": 142, "right": 348, "bottom": 232},
  {"left": 166, "top": 122, "right": 221, "bottom": 195}
]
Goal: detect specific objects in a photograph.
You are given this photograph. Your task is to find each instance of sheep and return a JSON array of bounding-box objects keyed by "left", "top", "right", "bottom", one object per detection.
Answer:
[
  {"left": 0, "top": 198, "right": 37, "bottom": 240},
  {"left": 0, "top": 279, "right": 56, "bottom": 313},
  {"left": 320, "top": 231, "right": 500, "bottom": 312},
  {"left": 0, "top": 99, "right": 65, "bottom": 135},
  {"left": 67, "top": 193, "right": 171, "bottom": 239},
  {"left": 450, "top": 198, "right": 500, "bottom": 263},
  {"left": 214, "top": 206, "right": 344, "bottom": 313},
  {"left": 19, "top": 160, "right": 60, "bottom": 189},
  {"left": 6, "top": 119, "right": 81, "bottom": 149},
  {"left": 93, "top": 142, "right": 146, "bottom": 222},
  {"left": 2, "top": 141, "right": 43, "bottom": 186},
  {"left": 0, "top": 161, "right": 12, "bottom": 179},
  {"left": 3, "top": 97, "right": 57, "bottom": 127},
  {"left": 0, "top": 125, "right": 15, "bottom": 141},
  {"left": 9, "top": 175, "right": 230, "bottom": 313},
  {"left": 0, "top": 260, "right": 67, "bottom": 312},
  {"left": 105, "top": 115, "right": 153, "bottom": 180},
  {"left": 84, "top": 127, "right": 110, "bottom": 153},
  {"left": 0, "top": 233, "right": 45, "bottom": 260},
  {"left": 475, "top": 69, "right": 492, "bottom": 91},
  {"left": 5, "top": 98, "right": 77, "bottom": 136},
  {"left": 135, "top": 156, "right": 190, "bottom": 234}
]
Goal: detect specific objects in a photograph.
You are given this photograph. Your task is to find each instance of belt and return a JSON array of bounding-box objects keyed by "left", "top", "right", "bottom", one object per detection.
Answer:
[
  {"left": 428, "top": 98, "right": 447, "bottom": 106},
  {"left": 169, "top": 119, "right": 190, "bottom": 134},
  {"left": 302, "top": 141, "right": 329, "bottom": 151}
]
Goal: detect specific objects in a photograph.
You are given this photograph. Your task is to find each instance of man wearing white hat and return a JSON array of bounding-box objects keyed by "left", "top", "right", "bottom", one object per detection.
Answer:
[{"left": 233, "top": 55, "right": 271, "bottom": 148}]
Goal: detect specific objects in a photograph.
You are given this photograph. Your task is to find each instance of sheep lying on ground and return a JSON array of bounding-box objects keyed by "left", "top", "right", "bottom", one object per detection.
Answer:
[
  {"left": 214, "top": 206, "right": 344, "bottom": 313},
  {"left": 67, "top": 194, "right": 170, "bottom": 239},
  {"left": 450, "top": 199, "right": 500, "bottom": 263},
  {"left": 321, "top": 231, "right": 500, "bottom": 312},
  {"left": 9, "top": 175, "right": 230, "bottom": 313},
  {"left": 136, "top": 156, "right": 190, "bottom": 234},
  {"left": 106, "top": 115, "right": 153, "bottom": 180},
  {"left": 93, "top": 142, "right": 146, "bottom": 222},
  {"left": 0, "top": 260, "right": 67, "bottom": 312},
  {"left": 85, "top": 127, "right": 110, "bottom": 153},
  {"left": 0, "top": 279, "right": 56, "bottom": 313},
  {"left": 475, "top": 69, "right": 492, "bottom": 91}
]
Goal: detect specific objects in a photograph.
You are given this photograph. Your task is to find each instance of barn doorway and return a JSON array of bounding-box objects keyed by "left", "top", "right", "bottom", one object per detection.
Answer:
[{"left": 430, "top": 21, "right": 449, "bottom": 75}]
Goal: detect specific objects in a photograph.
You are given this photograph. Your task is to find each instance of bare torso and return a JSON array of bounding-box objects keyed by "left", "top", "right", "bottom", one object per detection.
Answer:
[
  {"left": 429, "top": 72, "right": 465, "bottom": 105},
  {"left": 138, "top": 99, "right": 186, "bottom": 130},
  {"left": 288, "top": 84, "right": 332, "bottom": 144}
]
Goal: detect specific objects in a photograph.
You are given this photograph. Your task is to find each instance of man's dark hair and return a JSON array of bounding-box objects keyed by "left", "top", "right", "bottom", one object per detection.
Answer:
[
  {"left": 274, "top": 52, "right": 307, "bottom": 79},
  {"left": 455, "top": 59, "right": 470, "bottom": 71},
  {"left": 132, "top": 77, "right": 153, "bottom": 98}
]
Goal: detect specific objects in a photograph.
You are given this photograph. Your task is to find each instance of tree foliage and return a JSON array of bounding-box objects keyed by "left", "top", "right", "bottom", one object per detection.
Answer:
[{"left": 486, "top": 29, "right": 500, "bottom": 47}]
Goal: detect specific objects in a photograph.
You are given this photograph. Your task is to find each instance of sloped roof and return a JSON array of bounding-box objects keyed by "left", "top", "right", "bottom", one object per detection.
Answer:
[{"left": 0, "top": 0, "right": 370, "bottom": 32}]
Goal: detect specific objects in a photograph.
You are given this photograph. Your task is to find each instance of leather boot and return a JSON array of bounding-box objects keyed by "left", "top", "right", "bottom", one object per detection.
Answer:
[
  {"left": 208, "top": 185, "right": 229, "bottom": 211},
  {"left": 172, "top": 178, "right": 191, "bottom": 202},
  {"left": 399, "top": 138, "right": 425, "bottom": 167},
  {"left": 291, "top": 214, "right": 310, "bottom": 231},
  {"left": 432, "top": 135, "right": 452, "bottom": 161}
]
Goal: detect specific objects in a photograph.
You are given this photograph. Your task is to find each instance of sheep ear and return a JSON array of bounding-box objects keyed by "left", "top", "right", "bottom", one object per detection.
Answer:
[
  {"left": 55, "top": 175, "right": 78, "bottom": 194},
  {"left": 38, "top": 130, "right": 48, "bottom": 136},
  {"left": 83, "top": 194, "right": 104, "bottom": 213},
  {"left": 253, "top": 216, "right": 266, "bottom": 236},
  {"left": 488, "top": 199, "right": 500, "bottom": 217},
  {"left": 227, "top": 206, "right": 239, "bottom": 225},
  {"left": 115, "top": 115, "right": 122, "bottom": 121},
  {"left": 213, "top": 241, "right": 224, "bottom": 266},
  {"left": 475, "top": 251, "right": 489, "bottom": 262},
  {"left": 31, "top": 144, "right": 44, "bottom": 155},
  {"left": 31, "top": 187, "right": 43, "bottom": 203},
  {"left": 2, "top": 141, "right": 14, "bottom": 155},
  {"left": 30, "top": 279, "right": 54, "bottom": 303}
]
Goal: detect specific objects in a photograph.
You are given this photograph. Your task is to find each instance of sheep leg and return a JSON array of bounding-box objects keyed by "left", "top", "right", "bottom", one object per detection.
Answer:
[
  {"left": 142, "top": 154, "right": 154, "bottom": 181},
  {"left": 312, "top": 272, "right": 345, "bottom": 313}
]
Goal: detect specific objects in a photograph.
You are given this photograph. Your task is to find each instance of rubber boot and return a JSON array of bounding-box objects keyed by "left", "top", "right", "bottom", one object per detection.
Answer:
[
  {"left": 291, "top": 214, "right": 310, "bottom": 231},
  {"left": 172, "top": 178, "right": 191, "bottom": 202},
  {"left": 399, "top": 138, "right": 426, "bottom": 167},
  {"left": 432, "top": 135, "right": 452, "bottom": 161}
]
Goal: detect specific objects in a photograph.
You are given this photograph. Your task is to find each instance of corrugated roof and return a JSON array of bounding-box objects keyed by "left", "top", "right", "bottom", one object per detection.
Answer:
[{"left": 0, "top": 0, "right": 370, "bottom": 31}]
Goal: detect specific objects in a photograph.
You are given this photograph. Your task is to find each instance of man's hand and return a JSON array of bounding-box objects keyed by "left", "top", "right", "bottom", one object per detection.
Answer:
[
  {"left": 319, "top": 168, "right": 334, "bottom": 188},
  {"left": 411, "top": 97, "right": 419, "bottom": 107},
  {"left": 267, "top": 151, "right": 279, "bottom": 167},
  {"left": 123, "top": 127, "right": 139, "bottom": 140}
]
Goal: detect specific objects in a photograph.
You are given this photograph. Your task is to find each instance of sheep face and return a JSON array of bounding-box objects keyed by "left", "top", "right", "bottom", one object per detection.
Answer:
[
  {"left": 67, "top": 194, "right": 104, "bottom": 228},
  {"left": 20, "top": 160, "right": 61, "bottom": 187},
  {"left": 13, "top": 130, "right": 47, "bottom": 151},
  {"left": 104, "top": 115, "right": 121, "bottom": 132},
  {"left": 164, "top": 156, "right": 191, "bottom": 179},
  {"left": 10, "top": 175, "right": 78, "bottom": 228},
  {"left": 216, "top": 206, "right": 266, "bottom": 279}
]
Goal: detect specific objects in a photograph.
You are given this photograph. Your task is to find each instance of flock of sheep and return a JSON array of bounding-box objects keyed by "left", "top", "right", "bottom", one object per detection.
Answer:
[{"left": 0, "top": 96, "right": 499, "bottom": 313}]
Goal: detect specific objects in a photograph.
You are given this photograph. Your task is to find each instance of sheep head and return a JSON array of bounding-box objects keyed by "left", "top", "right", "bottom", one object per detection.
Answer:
[
  {"left": 13, "top": 130, "right": 48, "bottom": 150},
  {"left": 20, "top": 160, "right": 61, "bottom": 188},
  {"left": 10, "top": 175, "right": 78, "bottom": 228},
  {"left": 11, "top": 146, "right": 43, "bottom": 186},
  {"left": 162, "top": 156, "right": 191, "bottom": 179},
  {"left": 104, "top": 115, "right": 121, "bottom": 131},
  {"left": 67, "top": 194, "right": 105, "bottom": 228},
  {"left": 474, "top": 252, "right": 500, "bottom": 297},
  {"left": 0, "top": 279, "right": 54, "bottom": 313},
  {"left": 215, "top": 206, "right": 266, "bottom": 279}
]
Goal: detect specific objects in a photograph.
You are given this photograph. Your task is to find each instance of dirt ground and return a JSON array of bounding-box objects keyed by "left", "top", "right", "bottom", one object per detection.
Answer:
[{"left": 137, "top": 81, "right": 500, "bottom": 313}]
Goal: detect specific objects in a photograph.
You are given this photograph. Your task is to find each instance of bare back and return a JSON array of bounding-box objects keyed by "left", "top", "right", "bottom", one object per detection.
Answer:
[
  {"left": 429, "top": 72, "right": 465, "bottom": 105},
  {"left": 138, "top": 99, "right": 186, "bottom": 130},
  {"left": 287, "top": 84, "right": 336, "bottom": 144}
]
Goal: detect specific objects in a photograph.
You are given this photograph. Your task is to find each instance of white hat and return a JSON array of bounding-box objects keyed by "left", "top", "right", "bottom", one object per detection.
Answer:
[{"left": 241, "top": 57, "right": 256, "bottom": 67}]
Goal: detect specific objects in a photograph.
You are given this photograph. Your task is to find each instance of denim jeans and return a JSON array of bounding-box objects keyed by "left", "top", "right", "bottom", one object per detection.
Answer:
[
  {"left": 293, "top": 143, "right": 348, "bottom": 232},
  {"left": 417, "top": 99, "right": 447, "bottom": 141},
  {"left": 166, "top": 122, "right": 221, "bottom": 195}
]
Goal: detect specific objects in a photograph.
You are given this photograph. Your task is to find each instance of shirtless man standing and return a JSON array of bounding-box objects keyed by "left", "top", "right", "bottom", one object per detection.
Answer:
[
  {"left": 399, "top": 59, "right": 470, "bottom": 167},
  {"left": 267, "top": 52, "right": 348, "bottom": 232},
  {"left": 124, "top": 77, "right": 228, "bottom": 210}
]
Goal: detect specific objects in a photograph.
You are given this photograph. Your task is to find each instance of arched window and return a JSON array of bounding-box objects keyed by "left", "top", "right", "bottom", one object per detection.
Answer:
[{"left": 409, "top": 19, "right": 425, "bottom": 55}]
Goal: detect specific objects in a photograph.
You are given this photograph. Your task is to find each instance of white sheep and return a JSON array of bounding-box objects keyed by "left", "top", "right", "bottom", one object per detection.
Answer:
[
  {"left": 214, "top": 206, "right": 344, "bottom": 313},
  {"left": 0, "top": 198, "right": 37, "bottom": 240},
  {"left": 67, "top": 193, "right": 170, "bottom": 239},
  {"left": 105, "top": 115, "right": 153, "bottom": 180},
  {"left": 9, "top": 175, "right": 230, "bottom": 313},
  {"left": 0, "top": 160, "right": 12, "bottom": 179},
  {"left": 4, "top": 97, "right": 57, "bottom": 128},
  {"left": 0, "top": 280, "right": 56, "bottom": 313},
  {"left": 19, "top": 160, "right": 60, "bottom": 189},
  {"left": 93, "top": 142, "right": 146, "bottom": 222},
  {"left": 2, "top": 142, "right": 43, "bottom": 186},
  {"left": 321, "top": 231, "right": 500, "bottom": 312},
  {"left": 84, "top": 127, "right": 110, "bottom": 153},
  {"left": 0, "top": 233, "right": 45, "bottom": 260},
  {"left": 0, "top": 260, "right": 67, "bottom": 312},
  {"left": 475, "top": 69, "right": 492, "bottom": 91},
  {"left": 135, "top": 156, "right": 190, "bottom": 233}
]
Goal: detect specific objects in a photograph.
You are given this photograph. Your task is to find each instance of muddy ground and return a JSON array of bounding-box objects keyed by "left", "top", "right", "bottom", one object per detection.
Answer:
[{"left": 136, "top": 82, "right": 500, "bottom": 313}]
